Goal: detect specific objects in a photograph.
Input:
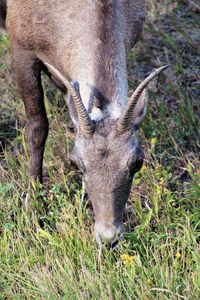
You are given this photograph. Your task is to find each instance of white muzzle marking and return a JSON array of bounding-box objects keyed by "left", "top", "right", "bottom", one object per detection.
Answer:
[{"left": 94, "top": 222, "right": 124, "bottom": 246}]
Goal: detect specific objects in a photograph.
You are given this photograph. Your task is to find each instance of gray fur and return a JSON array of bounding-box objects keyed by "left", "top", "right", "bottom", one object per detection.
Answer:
[{"left": 1, "top": 0, "right": 153, "bottom": 244}]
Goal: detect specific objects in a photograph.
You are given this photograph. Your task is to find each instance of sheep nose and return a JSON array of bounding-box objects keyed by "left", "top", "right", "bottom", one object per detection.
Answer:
[{"left": 94, "top": 223, "right": 123, "bottom": 246}]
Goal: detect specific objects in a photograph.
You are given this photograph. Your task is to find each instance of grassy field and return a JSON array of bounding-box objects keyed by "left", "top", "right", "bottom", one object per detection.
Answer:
[{"left": 0, "top": 1, "right": 200, "bottom": 299}]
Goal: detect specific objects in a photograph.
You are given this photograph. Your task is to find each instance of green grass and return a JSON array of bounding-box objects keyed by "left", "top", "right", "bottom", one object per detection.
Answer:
[{"left": 0, "top": 1, "right": 200, "bottom": 299}]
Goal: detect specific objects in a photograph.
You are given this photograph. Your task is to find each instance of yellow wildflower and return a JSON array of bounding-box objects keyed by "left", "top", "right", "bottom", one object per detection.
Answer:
[
  {"left": 150, "top": 137, "right": 157, "bottom": 145},
  {"left": 160, "top": 177, "right": 164, "bottom": 186},
  {"left": 147, "top": 279, "right": 153, "bottom": 286},
  {"left": 155, "top": 163, "right": 161, "bottom": 172},
  {"left": 141, "top": 164, "right": 147, "bottom": 172},
  {"left": 121, "top": 254, "right": 134, "bottom": 266},
  {"left": 175, "top": 252, "right": 181, "bottom": 259}
]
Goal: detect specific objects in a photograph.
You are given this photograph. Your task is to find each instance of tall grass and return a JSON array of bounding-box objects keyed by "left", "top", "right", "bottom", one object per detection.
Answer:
[{"left": 0, "top": 1, "right": 199, "bottom": 299}]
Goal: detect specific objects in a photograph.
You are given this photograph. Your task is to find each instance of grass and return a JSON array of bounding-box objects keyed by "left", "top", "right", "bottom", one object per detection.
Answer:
[{"left": 0, "top": 1, "right": 200, "bottom": 299}]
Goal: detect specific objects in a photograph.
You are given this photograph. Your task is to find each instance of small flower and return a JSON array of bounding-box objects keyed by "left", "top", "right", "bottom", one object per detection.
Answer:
[
  {"left": 141, "top": 164, "right": 147, "bottom": 172},
  {"left": 121, "top": 254, "right": 134, "bottom": 266},
  {"left": 150, "top": 137, "right": 157, "bottom": 145},
  {"left": 159, "top": 177, "right": 164, "bottom": 186},
  {"left": 175, "top": 252, "right": 181, "bottom": 259},
  {"left": 147, "top": 279, "right": 153, "bottom": 286},
  {"left": 155, "top": 163, "right": 161, "bottom": 172}
]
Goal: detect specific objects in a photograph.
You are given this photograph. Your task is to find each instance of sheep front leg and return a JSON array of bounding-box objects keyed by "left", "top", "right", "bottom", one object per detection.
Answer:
[{"left": 12, "top": 46, "right": 49, "bottom": 183}]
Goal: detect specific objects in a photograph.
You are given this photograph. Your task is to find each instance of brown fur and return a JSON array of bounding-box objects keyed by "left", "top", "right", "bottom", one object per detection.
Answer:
[{"left": 2, "top": 0, "right": 146, "bottom": 244}]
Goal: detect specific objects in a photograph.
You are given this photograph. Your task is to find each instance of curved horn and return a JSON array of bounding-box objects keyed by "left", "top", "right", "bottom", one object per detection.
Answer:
[
  {"left": 117, "top": 65, "right": 169, "bottom": 132},
  {"left": 44, "top": 62, "right": 94, "bottom": 134}
]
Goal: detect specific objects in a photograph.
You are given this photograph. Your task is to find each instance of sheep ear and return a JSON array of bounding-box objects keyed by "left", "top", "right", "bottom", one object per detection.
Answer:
[{"left": 132, "top": 89, "right": 148, "bottom": 129}]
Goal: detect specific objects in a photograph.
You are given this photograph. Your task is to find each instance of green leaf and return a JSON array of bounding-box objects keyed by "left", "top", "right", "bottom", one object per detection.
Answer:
[{"left": 134, "top": 209, "right": 153, "bottom": 235}]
